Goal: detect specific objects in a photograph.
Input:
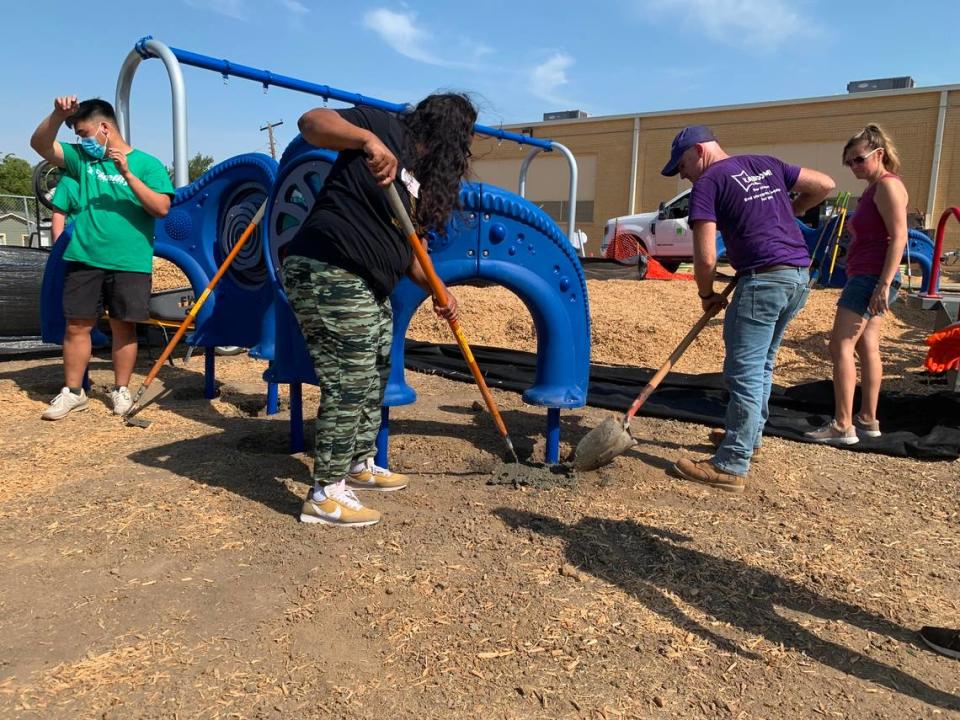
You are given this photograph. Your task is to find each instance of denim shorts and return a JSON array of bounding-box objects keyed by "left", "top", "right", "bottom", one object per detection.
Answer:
[{"left": 837, "top": 274, "right": 901, "bottom": 318}]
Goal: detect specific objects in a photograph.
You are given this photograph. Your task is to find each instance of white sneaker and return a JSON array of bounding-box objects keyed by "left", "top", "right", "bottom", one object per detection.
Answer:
[
  {"left": 299, "top": 480, "right": 381, "bottom": 526},
  {"left": 41, "top": 387, "right": 89, "bottom": 420},
  {"left": 110, "top": 386, "right": 134, "bottom": 416}
]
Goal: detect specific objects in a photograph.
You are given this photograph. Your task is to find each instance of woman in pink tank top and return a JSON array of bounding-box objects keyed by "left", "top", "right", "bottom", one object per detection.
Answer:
[{"left": 806, "top": 124, "right": 908, "bottom": 446}]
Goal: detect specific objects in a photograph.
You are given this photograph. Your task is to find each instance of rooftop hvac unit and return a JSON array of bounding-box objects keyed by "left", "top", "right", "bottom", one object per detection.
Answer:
[
  {"left": 542, "top": 110, "right": 588, "bottom": 121},
  {"left": 847, "top": 77, "right": 915, "bottom": 93}
]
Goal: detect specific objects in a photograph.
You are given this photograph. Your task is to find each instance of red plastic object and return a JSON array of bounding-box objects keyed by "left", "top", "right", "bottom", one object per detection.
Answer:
[
  {"left": 922, "top": 206, "right": 960, "bottom": 299},
  {"left": 925, "top": 322, "right": 960, "bottom": 374},
  {"left": 605, "top": 229, "right": 693, "bottom": 280}
]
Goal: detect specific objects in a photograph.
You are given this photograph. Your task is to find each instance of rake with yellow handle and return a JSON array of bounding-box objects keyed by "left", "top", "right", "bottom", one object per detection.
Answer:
[
  {"left": 122, "top": 199, "right": 268, "bottom": 427},
  {"left": 824, "top": 192, "right": 852, "bottom": 287},
  {"left": 384, "top": 182, "right": 519, "bottom": 463},
  {"left": 807, "top": 191, "right": 848, "bottom": 288}
]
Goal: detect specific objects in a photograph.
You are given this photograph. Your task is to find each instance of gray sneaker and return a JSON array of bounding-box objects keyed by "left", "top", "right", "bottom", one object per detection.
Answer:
[
  {"left": 804, "top": 420, "right": 859, "bottom": 446},
  {"left": 110, "top": 386, "right": 133, "bottom": 416},
  {"left": 41, "top": 387, "right": 89, "bottom": 420},
  {"left": 854, "top": 414, "right": 881, "bottom": 438}
]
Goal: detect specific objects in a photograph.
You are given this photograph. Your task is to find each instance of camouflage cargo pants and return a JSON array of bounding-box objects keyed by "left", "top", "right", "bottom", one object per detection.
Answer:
[{"left": 282, "top": 256, "right": 393, "bottom": 486}]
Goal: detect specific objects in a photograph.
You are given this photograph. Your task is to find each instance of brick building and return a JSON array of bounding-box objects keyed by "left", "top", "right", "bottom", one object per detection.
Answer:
[{"left": 471, "top": 84, "right": 960, "bottom": 252}]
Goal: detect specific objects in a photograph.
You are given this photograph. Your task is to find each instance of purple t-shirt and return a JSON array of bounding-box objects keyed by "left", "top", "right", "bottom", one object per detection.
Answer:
[{"left": 689, "top": 155, "right": 809, "bottom": 272}]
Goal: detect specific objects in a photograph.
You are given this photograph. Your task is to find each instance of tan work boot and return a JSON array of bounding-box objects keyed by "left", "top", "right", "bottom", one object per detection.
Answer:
[
  {"left": 673, "top": 457, "right": 746, "bottom": 494},
  {"left": 707, "top": 429, "right": 761, "bottom": 457}
]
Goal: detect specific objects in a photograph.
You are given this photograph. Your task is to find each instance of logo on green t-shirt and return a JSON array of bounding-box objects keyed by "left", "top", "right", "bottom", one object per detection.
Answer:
[{"left": 60, "top": 142, "right": 175, "bottom": 273}]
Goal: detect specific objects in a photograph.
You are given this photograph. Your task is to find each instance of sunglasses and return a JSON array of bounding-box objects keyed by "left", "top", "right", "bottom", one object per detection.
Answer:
[{"left": 844, "top": 147, "right": 881, "bottom": 168}]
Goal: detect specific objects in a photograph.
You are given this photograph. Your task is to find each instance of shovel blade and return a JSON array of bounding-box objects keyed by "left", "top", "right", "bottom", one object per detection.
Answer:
[
  {"left": 122, "top": 414, "right": 152, "bottom": 428},
  {"left": 573, "top": 415, "right": 636, "bottom": 471},
  {"left": 121, "top": 379, "right": 167, "bottom": 428}
]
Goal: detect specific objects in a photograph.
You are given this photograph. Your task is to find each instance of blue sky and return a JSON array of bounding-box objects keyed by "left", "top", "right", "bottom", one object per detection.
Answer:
[{"left": 3, "top": 0, "right": 958, "bottom": 170}]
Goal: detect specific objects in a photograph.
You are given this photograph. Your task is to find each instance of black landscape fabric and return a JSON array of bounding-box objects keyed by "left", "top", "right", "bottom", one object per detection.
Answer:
[{"left": 404, "top": 341, "right": 960, "bottom": 461}]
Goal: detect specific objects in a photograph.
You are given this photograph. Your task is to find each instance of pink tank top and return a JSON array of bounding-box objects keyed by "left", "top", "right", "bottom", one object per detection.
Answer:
[{"left": 846, "top": 173, "right": 902, "bottom": 277}]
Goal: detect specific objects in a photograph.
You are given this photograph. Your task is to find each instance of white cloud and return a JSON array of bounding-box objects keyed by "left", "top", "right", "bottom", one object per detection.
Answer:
[
  {"left": 183, "top": 0, "right": 249, "bottom": 20},
  {"left": 183, "top": 0, "right": 308, "bottom": 21},
  {"left": 529, "top": 52, "right": 576, "bottom": 106},
  {"left": 363, "top": 8, "right": 447, "bottom": 66},
  {"left": 643, "top": 0, "right": 809, "bottom": 50},
  {"left": 278, "top": 0, "right": 309, "bottom": 13}
]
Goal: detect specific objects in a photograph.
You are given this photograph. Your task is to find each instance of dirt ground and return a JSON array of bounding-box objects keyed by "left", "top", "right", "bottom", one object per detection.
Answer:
[{"left": 1, "top": 274, "right": 959, "bottom": 719}]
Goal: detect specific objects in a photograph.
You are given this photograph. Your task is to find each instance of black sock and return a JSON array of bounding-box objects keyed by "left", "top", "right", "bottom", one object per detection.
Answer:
[{"left": 67, "top": 387, "right": 83, "bottom": 395}]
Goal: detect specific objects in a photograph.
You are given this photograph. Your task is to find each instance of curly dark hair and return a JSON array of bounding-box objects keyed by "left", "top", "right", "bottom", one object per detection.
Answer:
[{"left": 403, "top": 93, "right": 477, "bottom": 235}]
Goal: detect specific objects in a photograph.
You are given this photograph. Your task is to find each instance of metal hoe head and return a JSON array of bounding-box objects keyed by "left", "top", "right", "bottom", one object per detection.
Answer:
[
  {"left": 120, "top": 380, "right": 168, "bottom": 429},
  {"left": 573, "top": 415, "right": 637, "bottom": 471}
]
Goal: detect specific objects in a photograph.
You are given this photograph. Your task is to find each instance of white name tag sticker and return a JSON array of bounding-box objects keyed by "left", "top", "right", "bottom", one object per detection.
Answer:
[{"left": 401, "top": 168, "right": 420, "bottom": 199}]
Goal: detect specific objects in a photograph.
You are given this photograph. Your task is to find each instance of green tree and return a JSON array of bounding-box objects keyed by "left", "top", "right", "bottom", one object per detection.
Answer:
[
  {"left": 0, "top": 153, "right": 33, "bottom": 196},
  {"left": 188, "top": 153, "right": 214, "bottom": 182},
  {"left": 166, "top": 152, "right": 216, "bottom": 184}
]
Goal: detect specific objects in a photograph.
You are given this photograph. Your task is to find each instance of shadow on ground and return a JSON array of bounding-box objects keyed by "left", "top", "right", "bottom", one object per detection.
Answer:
[{"left": 495, "top": 508, "right": 960, "bottom": 712}]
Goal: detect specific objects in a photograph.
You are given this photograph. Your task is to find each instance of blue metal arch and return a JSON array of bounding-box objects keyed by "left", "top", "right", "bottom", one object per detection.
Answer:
[{"left": 386, "top": 184, "right": 591, "bottom": 408}]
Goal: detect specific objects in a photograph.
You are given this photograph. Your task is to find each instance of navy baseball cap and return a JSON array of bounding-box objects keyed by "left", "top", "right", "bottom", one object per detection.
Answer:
[{"left": 661, "top": 125, "right": 717, "bottom": 177}]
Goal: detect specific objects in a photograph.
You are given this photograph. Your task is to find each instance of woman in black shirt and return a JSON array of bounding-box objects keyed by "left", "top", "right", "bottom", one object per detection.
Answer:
[{"left": 282, "top": 93, "right": 476, "bottom": 527}]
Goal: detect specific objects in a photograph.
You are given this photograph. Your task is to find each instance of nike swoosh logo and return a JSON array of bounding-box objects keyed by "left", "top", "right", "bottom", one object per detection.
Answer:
[{"left": 310, "top": 502, "right": 341, "bottom": 520}]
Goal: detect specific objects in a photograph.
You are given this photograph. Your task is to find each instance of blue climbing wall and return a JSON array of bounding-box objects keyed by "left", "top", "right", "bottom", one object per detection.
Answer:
[{"left": 154, "top": 153, "right": 278, "bottom": 348}]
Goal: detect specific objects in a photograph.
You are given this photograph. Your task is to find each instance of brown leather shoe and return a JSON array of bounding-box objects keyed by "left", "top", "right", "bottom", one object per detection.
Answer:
[
  {"left": 708, "top": 429, "right": 761, "bottom": 457},
  {"left": 674, "top": 457, "right": 746, "bottom": 494}
]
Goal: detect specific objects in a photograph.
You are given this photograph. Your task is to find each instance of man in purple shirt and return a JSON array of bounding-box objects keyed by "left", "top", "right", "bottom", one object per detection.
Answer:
[{"left": 662, "top": 126, "right": 835, "bottom": 493}]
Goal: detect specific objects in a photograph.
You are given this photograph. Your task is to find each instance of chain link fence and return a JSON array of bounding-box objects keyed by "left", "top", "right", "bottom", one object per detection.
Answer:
[{"left": 0, "top": 195, "right": 51, "bottom": 248}]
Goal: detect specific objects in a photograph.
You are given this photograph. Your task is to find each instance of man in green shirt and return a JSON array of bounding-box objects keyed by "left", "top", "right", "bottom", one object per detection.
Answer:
[{"left": 30, "top": 96, "right": 174, "bottom": 420}]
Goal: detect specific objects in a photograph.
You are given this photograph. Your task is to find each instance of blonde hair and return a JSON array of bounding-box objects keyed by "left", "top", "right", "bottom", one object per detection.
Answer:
[{"left": 843, "top": 124, "right": 901, "bottom": 173}]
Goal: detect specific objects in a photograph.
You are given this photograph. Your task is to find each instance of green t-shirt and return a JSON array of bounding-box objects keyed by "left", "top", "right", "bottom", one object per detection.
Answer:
[
  {"left": 60, "top": 141, "right": 174, "bottom": 273},
  {"left": 51, "top": 175, "right": 80, "bottom": 221}
]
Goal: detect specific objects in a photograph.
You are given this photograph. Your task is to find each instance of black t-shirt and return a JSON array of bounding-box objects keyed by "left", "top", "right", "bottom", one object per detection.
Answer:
[{"left": 283, "top": 107, "right": 414, "bottom": 300}]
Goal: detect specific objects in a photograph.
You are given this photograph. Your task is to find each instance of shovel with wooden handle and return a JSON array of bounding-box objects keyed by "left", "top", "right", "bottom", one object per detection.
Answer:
[
  {"left": 573, "top": 277, "right": 737, "bottom": 471},
  {"left": 384, "top": 182, "right": 519, "bottom": 463},
  {"left": 122, "top": 199, "right": 268, "bottom": 427}
]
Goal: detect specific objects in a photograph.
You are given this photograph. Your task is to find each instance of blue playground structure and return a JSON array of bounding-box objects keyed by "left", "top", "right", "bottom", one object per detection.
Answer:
[{"left": 40, "top": 37, "right": 592, "bottom": 465}]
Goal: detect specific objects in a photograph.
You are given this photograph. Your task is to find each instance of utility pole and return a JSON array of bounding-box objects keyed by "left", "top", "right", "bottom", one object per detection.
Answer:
[{"left": 260, "top": 120, "right": 284, "bottom": 160}]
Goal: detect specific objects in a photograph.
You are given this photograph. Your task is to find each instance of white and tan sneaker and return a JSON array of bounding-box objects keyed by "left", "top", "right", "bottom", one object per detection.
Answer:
[
  {"left": 299, "top": 480, "right": 381, "bottom": 527},
  {"left": 110, "top": 386, "right": 133, "bottom": 416},
  {"left": 853, "top": 414, "right": 882, "bottom": 438},
  {"left": 804, "top": 420, "right": 859, "bottom": 446},
  {"left": 41, "top": 387, "right": 88, "bottom": 420},
  {"left": 347, "top": 458, "right": 409, "bottom": 492}
]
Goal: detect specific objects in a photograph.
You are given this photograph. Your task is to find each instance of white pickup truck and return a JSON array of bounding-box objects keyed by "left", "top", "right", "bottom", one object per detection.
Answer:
[{"left": 601, "top": 189, "right": 695, "bottom": 272}]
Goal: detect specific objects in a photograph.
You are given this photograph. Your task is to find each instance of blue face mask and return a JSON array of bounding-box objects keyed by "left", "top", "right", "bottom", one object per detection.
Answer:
[{"left": 79, "top": 127, "right": 107, "bottom": 160}]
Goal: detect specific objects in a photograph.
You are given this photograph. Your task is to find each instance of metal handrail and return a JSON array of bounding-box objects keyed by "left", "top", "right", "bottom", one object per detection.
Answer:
[{"left": 115, "top": 36, "right": 582, "bottom": 250}]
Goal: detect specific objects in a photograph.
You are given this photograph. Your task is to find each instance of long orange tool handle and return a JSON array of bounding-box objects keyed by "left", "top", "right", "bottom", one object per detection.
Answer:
[
  {"left": 127, "top": 200, "right": 267, "bottom": 409},
  {"left": 385, "top": 183, "right": 518, "bottom": 462},
  {"left": 622, "top": 278, "right": 737, "bottom": 427}
]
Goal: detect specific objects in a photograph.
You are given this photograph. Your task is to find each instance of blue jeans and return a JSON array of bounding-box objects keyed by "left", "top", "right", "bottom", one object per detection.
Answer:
[{"left": 714, "top": 267, "right": 810, "bottom": 476}]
